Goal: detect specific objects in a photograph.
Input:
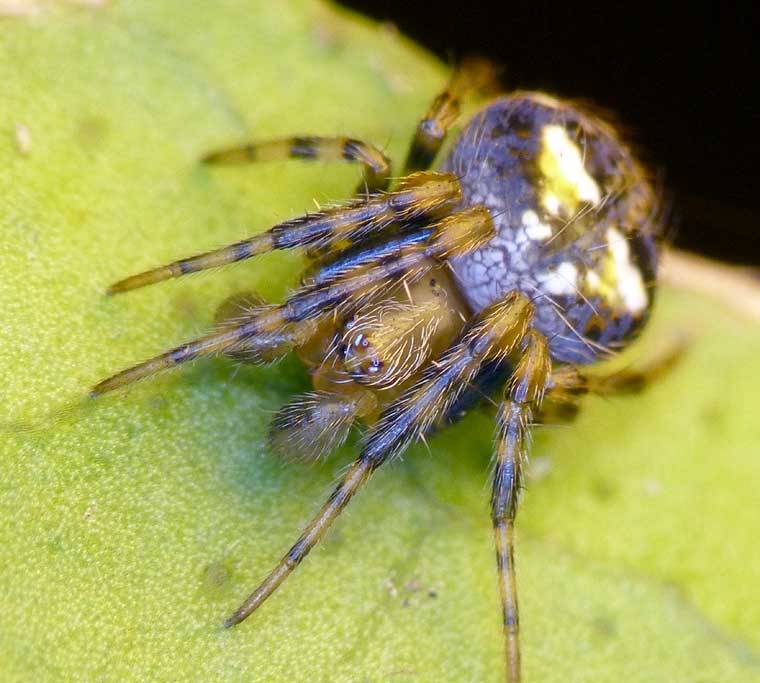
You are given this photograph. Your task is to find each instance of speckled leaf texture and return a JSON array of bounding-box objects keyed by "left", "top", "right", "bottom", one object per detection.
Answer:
[{"left": 1, "top": 2, "right": 759, "bottom": 681}]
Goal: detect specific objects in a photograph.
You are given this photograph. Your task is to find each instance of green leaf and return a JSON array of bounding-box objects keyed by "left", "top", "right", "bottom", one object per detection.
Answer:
[{"left": 1, "top": 2, "right": 759, "bottom": 681}]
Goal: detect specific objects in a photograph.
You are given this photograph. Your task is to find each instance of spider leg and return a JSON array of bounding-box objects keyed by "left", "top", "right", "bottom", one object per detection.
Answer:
[
  {"left": 404, "top": 57, "right": 500, "bottom": 173},
  {"left": 491, "top": 330, "right": 552, "bottom": 683},
  {"left": 539, "top": 340, "right": 684, "bottom": 422},
  {"left": 223, "top": 454, "right": 374, "bottom": 627},
  {"left": 202, "top": 135, "right": 392, "bottom": 195},
  {"left": 89, "top": 311, "right": 311, "bottom": 396},
  {"left": 491, "top": 339, "right": 682, "bottom": 679},
  {"left": 212, "top": 291, "right": 285, "bottom": 364},
  {"left": 223, "top": 291, "right": 535, "bottom": 627},
  {"left": 91, "top": 207, "right": 495, "bottom": 396},
  {"left": 106, "top": 172, "right": 461, "bottom": 294}
]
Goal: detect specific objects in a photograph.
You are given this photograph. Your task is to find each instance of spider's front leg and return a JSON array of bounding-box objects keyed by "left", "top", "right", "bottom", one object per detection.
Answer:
[
  {"left": 223, "top": 291, "right": 535, "bottom": 627},
  {"left": 106, "top": 171, "right": 460, "bottom": 294},
  {"left": 491, "top": 330, "right": 552, "bottom": 683},
  {"left": 539, "top": 342, "right": 685, "bottom": 423}
]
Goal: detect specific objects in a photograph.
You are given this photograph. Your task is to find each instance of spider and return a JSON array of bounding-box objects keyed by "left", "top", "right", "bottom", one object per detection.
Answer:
[{"left": 91, "top": 59, "right": 672, "bottom": 682}]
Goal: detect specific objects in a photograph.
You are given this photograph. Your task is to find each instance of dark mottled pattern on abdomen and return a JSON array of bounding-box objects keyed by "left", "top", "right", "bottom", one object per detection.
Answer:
[{"left": 440, "top": 94, "right": 660, "bottom": 365}]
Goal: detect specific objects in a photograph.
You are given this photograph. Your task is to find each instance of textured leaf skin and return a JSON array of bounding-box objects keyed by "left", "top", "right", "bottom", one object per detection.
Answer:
[{"left": 1, "top": 2, "right": 759, "bottom": 681}]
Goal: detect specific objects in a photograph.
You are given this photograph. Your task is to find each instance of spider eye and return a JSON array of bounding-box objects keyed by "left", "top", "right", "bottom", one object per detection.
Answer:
[{"left": 342, "top": 331, "right": 382, "bottom": 383}]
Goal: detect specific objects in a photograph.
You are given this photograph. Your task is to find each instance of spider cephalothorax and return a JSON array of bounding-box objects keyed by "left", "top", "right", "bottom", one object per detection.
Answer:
[{"left": 92, "top": 62, "right": 667, "bottom": 682}]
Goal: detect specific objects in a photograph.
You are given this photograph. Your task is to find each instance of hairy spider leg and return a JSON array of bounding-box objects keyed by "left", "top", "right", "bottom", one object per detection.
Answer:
[
  {"left": 303, "top": 228, "right": 434, "bottom": 287},
  {"left": 211, "top": 291, "right": 285, "bottom": 364},
  {"left": 404, "top": 57, "right": 500, "bottom": 173},
  {"left": 89, "top": 318, "right": 308, "bottom": 397},
  {"left": 91, "top": 207, "right": 495, "bottom": 396},
  {"left": 202, "top": 135, "right": 392, "bottom": 195},
  {"left": 492, "top": 339, "right": 680, "bottom": 681},
  {"left": 223, "top": 291, "right": 535, "bottom": 627},
  {"left": 539, "top": 341, "right": 684, "bottom": 423},
  {"left": 491, "top": 330, "right": 551, "bottom": 683},
  {"left": 106, "top": 172, "right": 462, "bottom": 295}
]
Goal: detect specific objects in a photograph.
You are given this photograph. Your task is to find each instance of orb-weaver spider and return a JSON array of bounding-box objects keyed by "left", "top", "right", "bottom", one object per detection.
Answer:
[{"left": 93, "top": 59, "right": 671, "bottom": 682}]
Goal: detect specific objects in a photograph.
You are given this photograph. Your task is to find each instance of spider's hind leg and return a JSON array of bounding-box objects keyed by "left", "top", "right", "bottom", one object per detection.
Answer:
[
  {"left": 539, "top": 340, "right": 685, "bottom": 423},
  {"left": 202, "top": 135, "right": 391, "bottom": 195}
]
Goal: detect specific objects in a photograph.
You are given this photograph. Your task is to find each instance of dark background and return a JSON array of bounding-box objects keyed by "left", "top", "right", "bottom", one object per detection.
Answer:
[{"left": 341, "top": 1, "right": 758, "bottom": 265}]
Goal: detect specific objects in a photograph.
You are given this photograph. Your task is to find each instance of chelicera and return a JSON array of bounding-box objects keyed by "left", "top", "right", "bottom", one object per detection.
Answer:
[{"left": 93, "top": 60, "right": 669, "bottom": 682}]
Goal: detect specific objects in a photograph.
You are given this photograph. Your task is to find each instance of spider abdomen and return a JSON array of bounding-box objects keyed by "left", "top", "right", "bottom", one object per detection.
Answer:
[{"left": 442, "top": 93, "right": 661, "bottom": 364}]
